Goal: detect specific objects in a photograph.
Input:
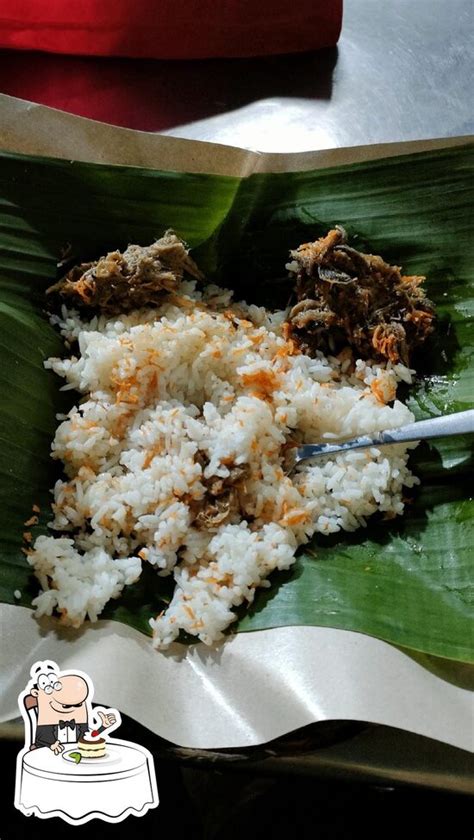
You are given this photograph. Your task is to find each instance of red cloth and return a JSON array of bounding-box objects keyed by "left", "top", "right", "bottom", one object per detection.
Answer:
[
  {"left": 0, "top": 1, "right": 342, "bottom": 60},
  {"left": 0, "top": 46, "right": 338, "bottom": 130}
]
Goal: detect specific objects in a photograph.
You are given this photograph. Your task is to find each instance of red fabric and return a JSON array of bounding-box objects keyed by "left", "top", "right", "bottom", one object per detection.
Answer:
[
  {"left": 0, "top": 47, "right": 337, "bottom": 131},
  {"left": 0, "top": 52, "right": 202, "bottom": 129},
  {"left": 0, "top": 0, "right": 342, "bottom": 60}
]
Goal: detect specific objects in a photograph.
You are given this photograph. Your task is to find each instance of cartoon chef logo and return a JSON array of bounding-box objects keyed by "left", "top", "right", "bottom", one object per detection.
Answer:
[
  {"left": 28, "top": 661, "right": 118, "bottom": 753},
  {"left": 15, "top": 660, "right": 159, "bottom": 825}
]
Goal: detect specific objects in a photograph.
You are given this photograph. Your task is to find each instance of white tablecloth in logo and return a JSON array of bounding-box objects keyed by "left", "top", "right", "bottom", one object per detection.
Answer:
[{"left": 16, "top": 739, "right": 157, "bottom": 823}]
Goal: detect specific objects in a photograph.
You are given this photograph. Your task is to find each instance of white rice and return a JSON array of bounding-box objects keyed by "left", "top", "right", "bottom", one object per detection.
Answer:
[{"left": 29, "top": 278, "right": 419, "bottom": 648}]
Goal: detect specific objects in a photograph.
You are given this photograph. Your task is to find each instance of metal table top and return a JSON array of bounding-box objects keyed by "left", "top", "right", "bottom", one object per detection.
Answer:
[
  {"left": 164, "top": 0, "right": 473, "bottom": 150},
  {"left": 0, "top": 0, "right": 471, "bottom": 150}
]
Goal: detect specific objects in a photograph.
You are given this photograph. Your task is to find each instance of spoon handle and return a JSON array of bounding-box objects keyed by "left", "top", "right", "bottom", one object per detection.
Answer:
[
  {"left": 376, "top": 409, "right": 474, "bottom": 444},
  {"left": 295, "top": 409, "right": 474, "bottom": 464}
]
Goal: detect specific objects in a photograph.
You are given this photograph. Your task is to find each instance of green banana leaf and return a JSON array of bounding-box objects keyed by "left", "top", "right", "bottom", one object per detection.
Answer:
[{"left": 0, "top": 143, "right": 472, "bottom": 662}]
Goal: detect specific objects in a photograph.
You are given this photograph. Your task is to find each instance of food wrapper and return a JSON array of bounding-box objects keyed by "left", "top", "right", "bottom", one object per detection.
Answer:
[{"left": 0, "top": 95, "right": 472, "bottom": 752}]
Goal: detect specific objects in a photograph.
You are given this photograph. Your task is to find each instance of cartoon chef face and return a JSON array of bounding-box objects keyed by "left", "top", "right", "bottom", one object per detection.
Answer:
[{"left": 31, "top": 670, "right": 89, "bottom": 726}]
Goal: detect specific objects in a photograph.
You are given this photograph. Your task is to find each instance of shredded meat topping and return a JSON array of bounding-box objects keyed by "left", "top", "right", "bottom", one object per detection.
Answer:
[
  {"left": 47, "top": 231, "right": 203, "bottom": 314},
  {"left": 191, "top": 454, "right": 250, "bottom": 530},
  {"left": 285, "top": 226, "right": 435, "bottom": 364}
]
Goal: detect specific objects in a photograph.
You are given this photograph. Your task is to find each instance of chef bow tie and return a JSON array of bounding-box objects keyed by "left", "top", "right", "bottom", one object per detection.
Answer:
[{"left": 58, "top": 719, "right": 76, "bottom": 729}]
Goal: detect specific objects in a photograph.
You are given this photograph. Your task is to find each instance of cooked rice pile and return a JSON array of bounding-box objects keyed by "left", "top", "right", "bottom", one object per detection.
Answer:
[{"left": 29, "top": 278, "right": 419, "bottom": 648}]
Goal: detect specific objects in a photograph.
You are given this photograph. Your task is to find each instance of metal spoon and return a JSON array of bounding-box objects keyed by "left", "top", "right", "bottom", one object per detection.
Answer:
[{"left": 294, "top": 409, "right": 474, "bottom": 467}]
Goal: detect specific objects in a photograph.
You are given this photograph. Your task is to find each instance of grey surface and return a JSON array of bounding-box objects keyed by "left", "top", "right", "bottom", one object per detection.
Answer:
[{"left": 164, "top": 0, "right": 474, "bottom": 151}]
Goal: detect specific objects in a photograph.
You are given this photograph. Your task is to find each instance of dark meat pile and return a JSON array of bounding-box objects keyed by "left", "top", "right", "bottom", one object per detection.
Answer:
[
  {"left": 285, "top": 227, "right": 435, "bottom": 365},
  {"left": 47, "top": 231, "right": 203, "bottom": 314}
]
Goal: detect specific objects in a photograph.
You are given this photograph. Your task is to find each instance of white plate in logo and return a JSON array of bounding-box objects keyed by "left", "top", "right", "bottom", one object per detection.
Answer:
[{"left": 62, "top": 747, "right": 122, "bottom": 766}]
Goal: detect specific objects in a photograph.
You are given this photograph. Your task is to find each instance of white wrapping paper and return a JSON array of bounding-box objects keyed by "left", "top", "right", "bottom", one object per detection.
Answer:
[
  {"left": 1, "top": 606, "right": 473, "bottom": 751},
  {"left": 0, "top": 95, "right": 472, "bottom": 752}
]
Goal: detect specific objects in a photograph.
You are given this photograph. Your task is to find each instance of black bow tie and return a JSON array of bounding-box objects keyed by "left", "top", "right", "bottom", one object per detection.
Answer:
[{"left": 58, "top": 719, "right": 76, "bottom": 729}]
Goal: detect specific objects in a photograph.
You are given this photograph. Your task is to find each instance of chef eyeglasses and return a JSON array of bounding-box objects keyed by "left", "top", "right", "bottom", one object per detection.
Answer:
[
  {"left": 37, "top": 673, "right": 62, "bottom": 693},
  {"left": 42, "top": 682, "right": 62, "bottom": 694}
]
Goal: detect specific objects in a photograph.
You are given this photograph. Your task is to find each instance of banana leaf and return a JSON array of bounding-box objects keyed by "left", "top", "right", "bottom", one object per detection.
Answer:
[{"left": 0, "top": 143, "right": 472, "bottom": 663}]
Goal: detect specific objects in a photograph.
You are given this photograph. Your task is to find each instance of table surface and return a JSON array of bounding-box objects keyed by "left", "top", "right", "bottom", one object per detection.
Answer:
[
  {"left": 163, "top": 0, "right": 473, "bottom": 150},
  {"left": 0, "top": 0, "right": 472, "bottom": 148},
  {"left": 23, "top": 740, "right": 146, "bottom": 776}
]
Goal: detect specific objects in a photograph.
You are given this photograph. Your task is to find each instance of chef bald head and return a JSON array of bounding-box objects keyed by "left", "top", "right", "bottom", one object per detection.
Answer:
[{"left": 29, "top": 661, "right": 89, "bottom": 725}]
